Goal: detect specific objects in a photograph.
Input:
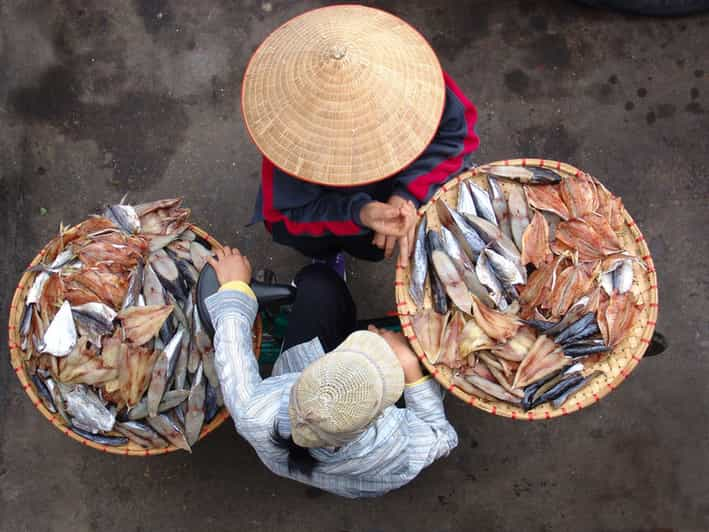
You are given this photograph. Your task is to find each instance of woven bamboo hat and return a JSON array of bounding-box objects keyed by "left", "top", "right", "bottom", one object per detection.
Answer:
[
  {"left": 289, "top": 331, "right": 405, "bottom": 448},
  {"left": 241, "top": 5, "right": 445, "bottom": 187}
]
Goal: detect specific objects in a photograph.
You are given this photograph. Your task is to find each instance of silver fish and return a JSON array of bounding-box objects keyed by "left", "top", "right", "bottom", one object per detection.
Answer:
[
  {"left": 614, "top": 259, "right": 634, "bottom": 294},
  {"left": 45, "top": 378, "right": 71, "bottom": 425},
  {"left": 32, "top": 374, "right": 56, "bottom": 413},
  {"left": 114, "top": 424, "right": 153, "bottom": 448},
  {"left": 128, "top": 389, "right": 190, "bottom": 420},
  {"left": 150, "top": 249, "right": 186, "bottom": 300},
  {"left": 173, "top": 330, "right": 191, "bottom": 391},
  {"left": 103, "top": 203, "right": 141, "bottom": 233},
  {"left": 475, "top": 251, "right": 506, "bottom": 310},
  {"left": 484, "top": 248, "right": 524, "bottom": 287},
  {"left": 436, "top": 201, "right": 485, "bottom": 260},
  {"left": 189, "top": 242, "right": 212, "bottom": 272},
  {"left": 143, "top": 263, "right": 167, "bottom": 306},
  {"left": 202, "top": 347, "right": 219, "bottom": 388},
  {"left": 409, "top": 217, "right": 428, "bottom": 308},
  {"left": 551, "top": 371, "right": 604, "bottom": 409},
  {"left": 488, "top": 177, "right": 512, "bottom": 240},
  {"left": 428, "top": 230, "right": 472, "bottom": 314},
  {"left": 26, "top": 271, "right": 50, "bottom": 306},
  {"left": 72, "top": 427, "right": 128, "bottom": 446},
  {"left": 507, "top": 186, "right": 530, "bottom": 252},
  {"left": 184, "top": 363, "right": 206, "bottom": 446},
  {"left": 28, "top": 247, "right": 77, "bottom": 274},
  {"left": 457, "top": 181, "right": 477, "bottom": 217},
  {"left": 121, "top": 260, "right": 144, "bottom": 310},
  {"left": 64, "top": 384, "right": 116, "bottom": 433},
  {"left": 464, "top": 374, "right": 522, "bottom": 404},
  {"left": 188, "top": 303, "right": 204, "bottom": 373},
  {"left": 147, "top": 328, "right": 185, "bottom": 417},
  {"left": 40, "top": 301, "right": 77, "bottom": 357},
  {"left": 71, "top": 302, "right": 117, "bottom": 347},
  {"left": 180, "top": 230, "right": 197, "bottom": 242},
  {"left": 167, "top": 240, "right": 192, "bottom": 261},
  {"left": 464, "top": 214, "right": 526, "bottom": 283},
  {"left": 176, "top": 258, "right": 199, "bottom": 287},
  {"left": 149, "top": 233, "right": 182, "bottom": 252},
  {"left": 204, "top": 382, "right": 219, "bottom": 423},
  {"left": 147, "top": 414, "right": 191, "bottom": 452},
  {"left": 480, "top": 164, "right": 562, "bottom": 185},
  {"left": 116, "top": 421, "right": 168, "bottom": 448},
  {"left": 469, "top": 182, "right": 497, "bottom": 225},
  {"left": 440, "top": 227, "right": 494, "bottom": 306}
]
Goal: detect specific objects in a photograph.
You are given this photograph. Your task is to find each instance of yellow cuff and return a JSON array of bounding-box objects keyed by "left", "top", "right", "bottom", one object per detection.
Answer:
[
  {"left": 219, "top": 281, "right": 256, "bottom": 300},
  {"left": 405, "top": 375, "right": 431, "bottom": 388}
]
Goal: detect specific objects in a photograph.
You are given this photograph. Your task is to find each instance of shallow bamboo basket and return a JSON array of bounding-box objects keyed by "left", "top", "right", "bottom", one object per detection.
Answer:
[
  {"left": 8, "top": 221, "right": 262, "bottom": 455},
  {"left": 395, "top": 159, "right": 659, "bottom": 420}
]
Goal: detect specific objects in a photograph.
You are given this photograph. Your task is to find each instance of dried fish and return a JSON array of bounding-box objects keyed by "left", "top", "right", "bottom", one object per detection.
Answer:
[
  {"left": 521, "top": 212, "right": 552, "bottom": 268},
  {"left": 40, "top": 301, "right": 77, "bottom": 357},
  {"left": 459, "top": 318, "right": 496, "bottom": 356},
  {"left": 480, "top": 165, "right": 562, "bottom": 185},
  {"left": 468, "top": 182, "right": 497, "bottom": 225},
  {"left": 471, "top": 296, "right": 520, "bottom": 342},
  {"left": 411, "top": 309, "right": 448, "bottom": 364},
  {"left": 508, "top": 186, "right": 530, "bottom": 252},
  {"left": 428, "top": 230, "right": 472, "bottom": 314},
  {"left": 487, "top": 177, "right": 512, "bottom": 240},
  {"left": 409, "top": 217, "right": 428, "bottom": 308},
  {"left": 118, "top": 305, "right": 173, "bottom": 345},
  {"left": 457, "top": 180, "right": 477, "bottom": 216},
  {"left": 436, "top": 200, "right": 485, "bottom": 261}
]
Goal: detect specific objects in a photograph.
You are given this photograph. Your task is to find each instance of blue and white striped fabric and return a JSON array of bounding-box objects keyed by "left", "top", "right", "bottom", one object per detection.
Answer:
[{"left": 206, "top": 290, "right": 458, "bottom": 498}]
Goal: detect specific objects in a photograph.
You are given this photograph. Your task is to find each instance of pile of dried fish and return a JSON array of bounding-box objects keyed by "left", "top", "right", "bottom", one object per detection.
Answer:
[
  {"left": 409, "top": 165, "right": 645, "bottom": 410},
  {"left": 20, "top": 198, "right": 221, "bottom": 451}
]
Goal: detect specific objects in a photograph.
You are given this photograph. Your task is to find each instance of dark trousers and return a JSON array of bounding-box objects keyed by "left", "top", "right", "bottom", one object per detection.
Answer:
[
  {"left": 282, "top": 264, "right": 357, "bottom": 352},
  {"left": 271, "top": 224, "right": 385, "bottom": 262}
]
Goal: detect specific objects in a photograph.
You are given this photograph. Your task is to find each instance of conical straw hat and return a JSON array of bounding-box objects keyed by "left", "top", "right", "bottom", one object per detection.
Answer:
[{"left": 241, "top": 5, "right": 445, "bottom": 187}]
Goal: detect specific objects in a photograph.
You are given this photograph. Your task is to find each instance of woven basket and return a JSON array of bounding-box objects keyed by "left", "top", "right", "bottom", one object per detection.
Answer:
[
  {"left": 7, "top": 222, "right": 262, "bottom": 455},
  {"left": 395, "top": 159, "right": 659, "bottom": 420}
]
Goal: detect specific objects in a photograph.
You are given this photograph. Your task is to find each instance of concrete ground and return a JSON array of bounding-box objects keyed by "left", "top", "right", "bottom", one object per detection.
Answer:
[{"left": 1, "top": 0, "right": 707, "bottom": 530}]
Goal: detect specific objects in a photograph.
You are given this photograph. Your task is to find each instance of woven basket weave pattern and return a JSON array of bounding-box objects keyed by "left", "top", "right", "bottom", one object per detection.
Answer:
[
  {"left": 8, "top": 223, "right": 262, "bottom": 455},
  {"left": 395, "top": 159, "right": 658, "bottom": 420}
]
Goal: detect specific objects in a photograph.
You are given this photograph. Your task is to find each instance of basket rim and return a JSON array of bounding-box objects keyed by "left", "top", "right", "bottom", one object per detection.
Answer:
[
  {"left": 7, "top": 221, "right": 263, "bottom": 454},
  {"left": 394, "top": 158, "right": 659, "bottom": 420}
]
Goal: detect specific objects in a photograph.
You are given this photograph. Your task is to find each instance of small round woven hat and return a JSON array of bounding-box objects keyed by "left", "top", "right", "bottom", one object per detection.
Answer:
[
  {"left": 241, "top": 5, "right": 445, "bottom": 187},
  {"left": 289, "top": 331, "right": 405, "bottom": 448}
]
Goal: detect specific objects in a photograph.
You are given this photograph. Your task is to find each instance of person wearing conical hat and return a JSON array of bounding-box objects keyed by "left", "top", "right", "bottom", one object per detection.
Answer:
[
  {"left": 243, "top": 5, "right": 479, "bottom": 271},
  {"left": 206, "top": 246, "right": 458, "bottom": 498}
]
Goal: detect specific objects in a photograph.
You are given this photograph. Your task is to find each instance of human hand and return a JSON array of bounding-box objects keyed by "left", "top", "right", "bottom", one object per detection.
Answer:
[
  {"left": 207, "top": 246, "right": 252, "bottom": 285},
  {"left": 367, "top": 325, "right": 423, "bottom": 383},
  {"left": 369, "top": 196, "right": 417, "bottom": 266}
]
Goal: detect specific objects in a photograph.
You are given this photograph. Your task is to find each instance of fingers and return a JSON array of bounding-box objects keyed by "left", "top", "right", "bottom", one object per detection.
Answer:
[
  {"left": 397, "top": 234, "right": 409, "bottom": 268},
  {"left": 372, "top": 232, "right": 386, "bottom": 250},
  {"left": 384, "top": 235, "right": 397, "bottom": 259},
  {"left": 206, "top": 256, "right": 218, "bottom": 269}
]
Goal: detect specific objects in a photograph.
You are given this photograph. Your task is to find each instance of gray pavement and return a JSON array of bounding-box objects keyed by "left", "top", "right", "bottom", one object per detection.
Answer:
[{"left": 1, "top": 1, "right": 708, "bottom": 530}]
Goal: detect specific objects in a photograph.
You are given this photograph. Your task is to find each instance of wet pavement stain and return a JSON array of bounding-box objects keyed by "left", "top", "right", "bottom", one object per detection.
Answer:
[
  {"left": 638, "top": 88, "right": 648, "bottom": 98},
  {"left": 504, "top": 69, "right": 531, "bottom": 96},
  {"left": 8, "top": 64, "right": 189, "bottom": 190},
  {"left": 528, "top": 34, "right": 571, "bottom": 70},
  {"left": 625, "top": 101, "right": 635, "bottom": 111},
  {"left": 685, "top": 102, "right": 705, "bottom": 114},
  {"left": 646, "top": 111, "right": 657, "bottom": 125},
  {"left": 656, "top": 103, "right": 676, "bottom": 119}
]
